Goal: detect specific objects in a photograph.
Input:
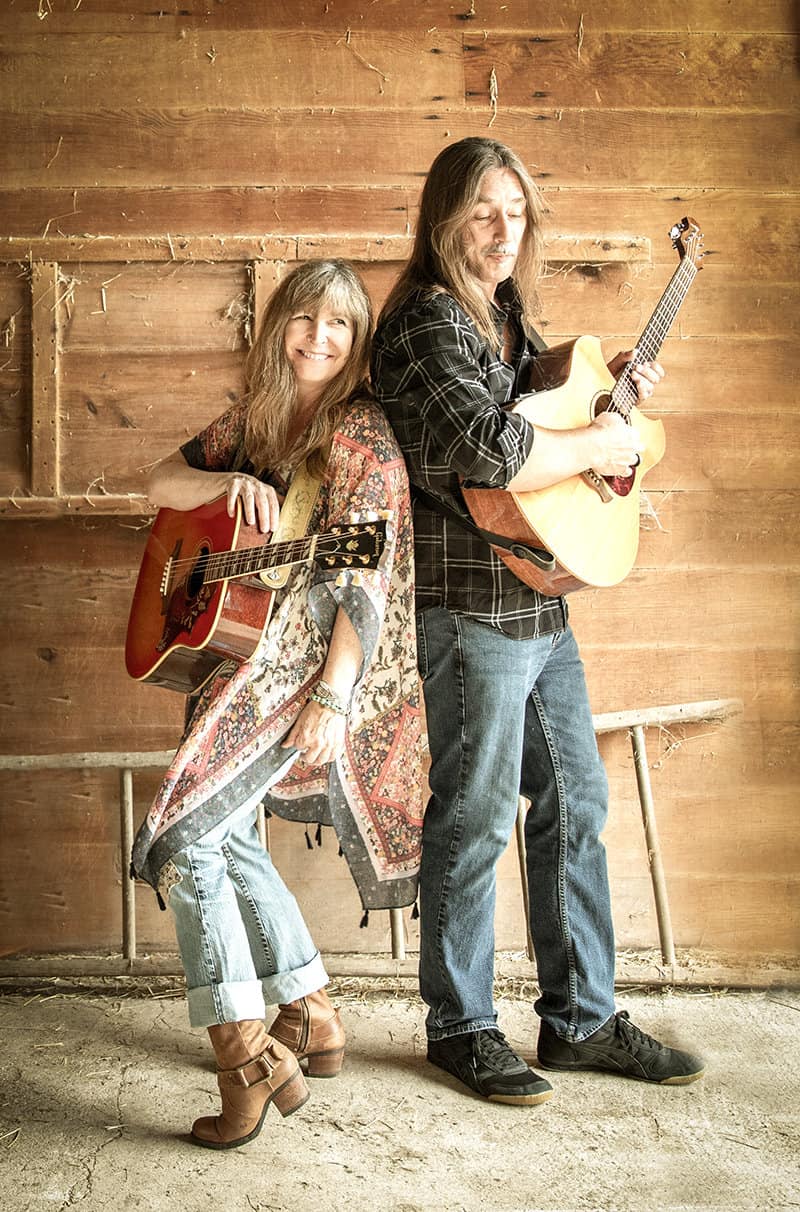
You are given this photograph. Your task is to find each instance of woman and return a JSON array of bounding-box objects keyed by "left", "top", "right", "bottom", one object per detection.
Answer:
[{"left": 131, "top": 260, "right": 422, "bottom": 1148}]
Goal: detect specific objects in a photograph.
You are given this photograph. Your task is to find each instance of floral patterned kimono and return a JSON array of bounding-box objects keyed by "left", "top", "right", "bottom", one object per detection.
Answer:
[{"left": 132, "top": 397, "right": 423, "bottom": 910}]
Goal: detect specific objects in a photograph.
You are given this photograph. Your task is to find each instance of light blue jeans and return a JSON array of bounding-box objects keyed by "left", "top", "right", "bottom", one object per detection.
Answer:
[
  {"left": 416, "top": 608, "right": 616, "bottom": 1043},
  {"left": 166, "top": 797, "right": 328, "bottom": 1028}
]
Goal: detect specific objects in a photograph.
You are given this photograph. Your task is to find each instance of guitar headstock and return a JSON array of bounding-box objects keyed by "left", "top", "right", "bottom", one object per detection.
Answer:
[
  {"left": 315, "top": 518, "right": 388, "bottom": 571},
  {"left": 669, "top": 216, "right": 705, "bottom": 271}
]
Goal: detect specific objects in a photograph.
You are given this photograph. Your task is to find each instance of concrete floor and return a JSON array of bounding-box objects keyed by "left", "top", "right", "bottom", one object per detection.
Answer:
[{"left": 0, "top": 981, "right": 798, "bottom": 1212}]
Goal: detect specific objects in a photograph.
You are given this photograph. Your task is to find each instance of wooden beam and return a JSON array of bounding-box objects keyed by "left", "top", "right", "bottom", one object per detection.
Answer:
[
  {"left": 252, "top": 259, "right": 284, "bottom": 338},
  {"left": 592, "top": 698, "right": 743, "bottom": 733},
  {"left": 0, "top": 233, "right": 651, "bottom": 265},
  {"left": 30, "top": 262, "right": 60, "bottom": 498},
  {"left": 0, "top": 751, "right": 175, "bottom": 770},
  {"left": 0, "top": 493, "right": 151, "bottom": 518}
]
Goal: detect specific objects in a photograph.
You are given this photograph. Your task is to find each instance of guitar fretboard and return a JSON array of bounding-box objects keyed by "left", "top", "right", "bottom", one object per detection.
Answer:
[
  {"left": 610, "top": 254, "right": 699, "bottom": 418},
  {"left": 200, "top": 535, "right": 316, "bottom": 584}
]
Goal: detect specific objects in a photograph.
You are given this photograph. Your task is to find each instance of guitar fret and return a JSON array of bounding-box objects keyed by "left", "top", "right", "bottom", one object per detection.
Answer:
[
  {"left": 165, "top": 523, "right": 382, "bottom": 591},
  {"left": 610, "top": 255, "right": 698, "bottom": 417},
  {"left": 200, "top": 534, "right": 322, "bottom": 584}
]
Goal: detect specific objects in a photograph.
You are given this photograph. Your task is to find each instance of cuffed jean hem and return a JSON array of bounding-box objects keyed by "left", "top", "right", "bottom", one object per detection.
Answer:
[
  {"left": 261, "top": 951, "right": 328, "bottom": 1009},
  {"left": 188, "top": 978, "right": 269, "bottom": 1028},
  {"left": 547, "top": 1011, "right": 615, "bottom": 1045},
  {"left": 187, "top": 952, "right": 328, "bottom": 1028},
  {"left": 426, "top": 1016, "right": 498, "bottom": 1042}
]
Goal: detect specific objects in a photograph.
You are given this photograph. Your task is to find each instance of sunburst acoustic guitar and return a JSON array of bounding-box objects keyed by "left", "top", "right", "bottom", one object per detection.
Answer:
[
  {"left": 125, "top": 495, "right": 387, "bottom": 694},
  {"left": 460, "top": 216, "right": 705, "bottom": 596}
]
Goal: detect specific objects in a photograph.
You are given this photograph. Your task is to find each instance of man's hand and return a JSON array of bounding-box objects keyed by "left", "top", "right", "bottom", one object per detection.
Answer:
[
  {"left": 607, "top": 349, "right": 665, "bottom": 402},
  {"left": 587, "top": 411, "right": 644, "bottom": 477}
]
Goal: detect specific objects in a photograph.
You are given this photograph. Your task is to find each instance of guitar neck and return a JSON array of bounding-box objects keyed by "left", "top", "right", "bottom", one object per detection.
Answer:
[
  {"left": 203, "top": 535, "right": 316, "bottom": 584},
  {"left": 611, "top": 253, "right": 699, "bottom": 414}
]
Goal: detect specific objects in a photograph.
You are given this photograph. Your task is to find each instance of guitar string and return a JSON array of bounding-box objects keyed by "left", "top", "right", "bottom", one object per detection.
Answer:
[
  {"left": 607, "top": 257, "right": 699, "bottom": 419},
  {"left": 163, "top": 527, "right": 377, "bottom": 585}
]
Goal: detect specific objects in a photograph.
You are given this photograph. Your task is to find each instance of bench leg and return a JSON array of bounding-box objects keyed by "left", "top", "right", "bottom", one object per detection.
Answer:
[
  {"left": 516, "top": 797, "right": 536, "bottom": 963},
  {"left": 630, "top": 725, "right": 677, "bottom": 971}
]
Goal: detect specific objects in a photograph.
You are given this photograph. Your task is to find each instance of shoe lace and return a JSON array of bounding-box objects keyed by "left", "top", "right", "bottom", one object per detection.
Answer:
[
  {"left": 613, "top": 1011, "right": 664, "bottom": 1055},
  {"left": 474, "top": 1028, "right": 525, "bottom": 1073}
]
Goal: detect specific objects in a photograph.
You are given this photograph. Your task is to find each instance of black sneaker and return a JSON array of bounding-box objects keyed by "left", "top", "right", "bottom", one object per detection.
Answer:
[
  {"left": 428, "top": 1028, "right": 554, "bottom": 1105},
  {"left": 537, "top": 1011, "right": 705, "bottom": 1085}
]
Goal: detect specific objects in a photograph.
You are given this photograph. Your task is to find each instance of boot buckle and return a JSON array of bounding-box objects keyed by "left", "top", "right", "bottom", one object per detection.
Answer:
[{"left": 227, "top": 1053, "right": 274, "bottom": 1088}]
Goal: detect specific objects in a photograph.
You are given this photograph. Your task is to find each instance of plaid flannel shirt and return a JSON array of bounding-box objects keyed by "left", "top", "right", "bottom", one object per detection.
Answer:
[{"left": 371, "top": 281, "right": 568, "bottom": 639}]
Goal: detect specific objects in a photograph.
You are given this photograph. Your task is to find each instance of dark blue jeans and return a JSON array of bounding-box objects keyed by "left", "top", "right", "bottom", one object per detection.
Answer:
[{"left": 416, "top": 608, "right": 616, "bottom": 1042}]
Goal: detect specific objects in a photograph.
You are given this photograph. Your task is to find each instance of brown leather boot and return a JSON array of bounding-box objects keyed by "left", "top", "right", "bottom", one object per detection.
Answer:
[
  {"left": 191, "top": 1019, "right": 309, "bottom": 1149},
  {"left": 269, "top": 988, "right": 345, "bottom": 1077}
]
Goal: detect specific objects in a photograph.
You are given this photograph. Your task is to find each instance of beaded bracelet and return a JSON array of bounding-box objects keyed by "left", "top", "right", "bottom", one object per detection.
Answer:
[{"left": 309, "top": 678, "right": 350, "bottom": 716}]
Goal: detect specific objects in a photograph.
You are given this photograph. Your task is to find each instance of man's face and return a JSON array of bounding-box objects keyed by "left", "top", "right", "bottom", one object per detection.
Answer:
[{"left": 462, "top": 168, "right": 528, "bottom": 301}]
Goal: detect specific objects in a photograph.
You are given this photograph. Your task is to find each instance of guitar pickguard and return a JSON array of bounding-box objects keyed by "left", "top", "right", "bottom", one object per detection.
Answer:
[{"left": 156, "top": 580, "right": 215, "bottom": 653}]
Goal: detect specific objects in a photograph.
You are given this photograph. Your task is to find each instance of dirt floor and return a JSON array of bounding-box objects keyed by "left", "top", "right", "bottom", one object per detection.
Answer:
[{"left": 0, "top": 980, "right": 798, "bottom": 1212}]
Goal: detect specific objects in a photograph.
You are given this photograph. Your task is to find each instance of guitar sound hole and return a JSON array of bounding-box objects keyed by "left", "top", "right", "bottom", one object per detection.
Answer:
[
  {"left": 187, "top": 544, "right": 211, "bottom": 597},
  {"left": 591, "top": 394, "right": 636, "bottom": 497}
]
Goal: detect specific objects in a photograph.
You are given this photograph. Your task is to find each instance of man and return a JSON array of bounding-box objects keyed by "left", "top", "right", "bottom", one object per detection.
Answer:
[{"left": 371, "top": 137, "right": 703, "bottom": 1106}]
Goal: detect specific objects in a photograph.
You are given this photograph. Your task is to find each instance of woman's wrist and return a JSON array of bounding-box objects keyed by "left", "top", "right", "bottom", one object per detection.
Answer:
[{"left": 309, "top": 678, "right": 351, "bottom": 716}]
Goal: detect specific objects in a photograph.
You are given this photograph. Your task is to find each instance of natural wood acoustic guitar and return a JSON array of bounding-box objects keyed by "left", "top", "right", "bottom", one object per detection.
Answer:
[
  {"left": 460, "top": 216, "right": 705, "bottom": 596},
  {"left": 125, "top": 495, "right": 387, "bottom": 694}
]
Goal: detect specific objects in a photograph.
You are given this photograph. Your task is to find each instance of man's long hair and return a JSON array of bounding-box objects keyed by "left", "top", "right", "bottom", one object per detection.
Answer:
[
  {"left": 381, "top": 137, "right": 545, "bottom": 348},
  {"left": 244, "top": 259, "right": 373, "bottom": 479}
]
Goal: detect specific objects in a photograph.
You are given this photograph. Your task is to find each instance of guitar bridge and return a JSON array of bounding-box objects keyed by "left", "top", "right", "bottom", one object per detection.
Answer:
[
  {"left": 160, "top": 538, "right": 183, "bottom": 613},
  {"left": 581, "top": 468, "right": 614, "bottom": 503},
  {"left": 159, "top": 556, "right": 173, "bottom": 608}
]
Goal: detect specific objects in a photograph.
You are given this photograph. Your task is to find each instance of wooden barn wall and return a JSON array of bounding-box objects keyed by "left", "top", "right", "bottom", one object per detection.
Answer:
[{"left": 0, "top": 1, "right": 796, "bottom": 977}]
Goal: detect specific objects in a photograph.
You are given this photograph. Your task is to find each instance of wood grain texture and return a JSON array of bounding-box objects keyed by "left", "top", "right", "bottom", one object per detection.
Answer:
[
  {"left": 537, "top": 263, "right": 796, "bottom": 341},
  {"left": 464, "top": 33, "right": 798, "bottom": 110},
  {"left": 2, "top": 32, "right": 464, "bottom": 111},
  {"left": 0, "top": 186, "right": 415, "bottom": 240},
  {"left": 56, "top": 261, "right": 250, "bottom": 352},
  {"left": 0, "top": 190, "right": 793, "bottom": 284},
  {"left": 0, "top": 265, "right": 30, "bottom": 490},
  {"left": 2, "top": 0, "right": 794, "bottom": 34},
  {"left": 30, "top": 262, "right": 59, "bottom": 496},
  {"left": 1, "top": 109, "right": 795, "bottom": 189},
  {"left": 0, "top": 0, "right": 795, "bottom": 970}
]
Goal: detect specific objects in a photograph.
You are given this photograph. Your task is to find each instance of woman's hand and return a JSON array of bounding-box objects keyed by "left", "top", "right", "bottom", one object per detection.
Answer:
[
  {"left": 146, "top": 452, "right": 280, "bottom": 532},
  {"left": 222, "top": 473, "right": 280, "bottom": 533},
  {"left": 607, "top": 349, "right": 665, "bottom": 402},
  {"left": 281, "top": 701, "right": 347, "bottom": 767}
]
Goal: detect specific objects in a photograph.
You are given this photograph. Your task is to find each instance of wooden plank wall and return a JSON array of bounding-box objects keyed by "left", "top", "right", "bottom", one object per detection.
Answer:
[{"left": 0, "top": 1, "right": 796, "bottom": 976}]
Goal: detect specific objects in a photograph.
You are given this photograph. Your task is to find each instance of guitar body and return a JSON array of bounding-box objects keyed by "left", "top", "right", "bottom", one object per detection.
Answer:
[
  {"left": 460, "top": 335, "right": 666, "bottom": 595},
  {"left": 125, "top": 497, "right": 276, "bottom": 694},
  {"left": 126, "top": 496, "right": 388, "bottom": 695},
  {"left": 461, "top": 216, "right": 704, "bottom": 596}
]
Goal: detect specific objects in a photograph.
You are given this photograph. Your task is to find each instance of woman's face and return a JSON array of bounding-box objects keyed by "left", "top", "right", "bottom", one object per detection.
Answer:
[{"left": 284, "top": 302, "right": 355, "bottom": 400}]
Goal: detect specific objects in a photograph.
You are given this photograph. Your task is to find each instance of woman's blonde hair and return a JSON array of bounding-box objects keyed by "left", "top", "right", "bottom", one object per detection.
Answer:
[
  {"left": 244, "top": 259, "right": 373, "bottom": 478},
  {"left": 381, "top": 137, "right": 545, "bottom": 347}
]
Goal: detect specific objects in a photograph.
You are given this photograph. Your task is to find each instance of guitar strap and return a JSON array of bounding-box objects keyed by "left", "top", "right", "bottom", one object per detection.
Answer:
[
  {"left": 258, "top": 463, "right": 321, "bottom": 589},
  {"left": 411, "top": 484, "right": 556, "bottom": 574}
]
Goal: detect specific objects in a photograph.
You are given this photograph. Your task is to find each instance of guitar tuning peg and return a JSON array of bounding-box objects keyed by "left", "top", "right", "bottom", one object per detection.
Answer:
[
  {"left": 335, "top": 571, "right": 349, "bottom": 588},
  {"left": 378, "top": 509, "right": 394, "bottom": 521},
  {"left": 348, "top": 512, "right": 360, "bottom": 525}
]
